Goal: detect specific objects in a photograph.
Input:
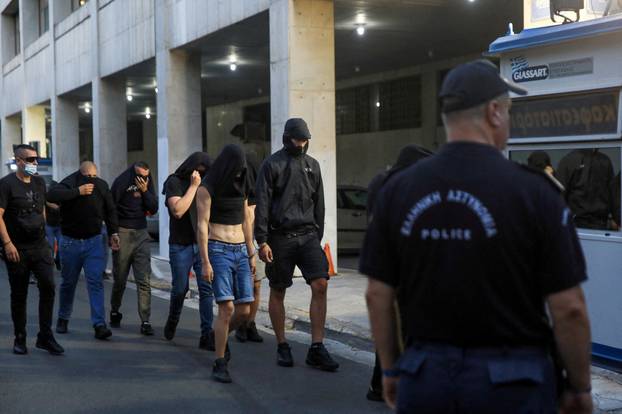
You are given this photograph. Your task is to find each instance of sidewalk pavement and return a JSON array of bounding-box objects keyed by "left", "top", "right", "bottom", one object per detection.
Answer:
[{"left": 109, "top": 242, "right": 622, "bottom": 413}]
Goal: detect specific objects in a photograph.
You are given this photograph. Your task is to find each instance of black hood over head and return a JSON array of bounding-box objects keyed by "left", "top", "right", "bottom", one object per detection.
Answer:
[
  {"left": 386, "top": 145, "right": 434, "bottom": 182},
  {"left": 527, "top": 151, "right": 552, "bottom": 171},
  {"left": 162, "top": 152, "right": 211, "bottom": 195},
  {"left": 282, "top": 118, "right": 311, "bottom": 156},
  {"left": 204, "top": 144, "right": 248, "bottom": 198}
]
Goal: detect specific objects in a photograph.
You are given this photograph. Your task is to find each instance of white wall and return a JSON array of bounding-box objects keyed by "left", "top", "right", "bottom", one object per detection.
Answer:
[
  {"left": 168, "top": 0, "right": 269, "bottom": 49},
  {"left": 24, "top": 33, "right": 52, "bottom": 106},
  {"left": 54, "top": 6, "right": 92, "bottom": 95},
  {"left": 98, "top": 0, "right": 155, "bottom": 77}
]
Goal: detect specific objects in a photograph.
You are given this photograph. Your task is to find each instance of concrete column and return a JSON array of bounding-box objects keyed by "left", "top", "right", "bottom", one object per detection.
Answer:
[
  {"left": 269, "top": 0, "right": 338, "bottom": 264},
  {"left": 23, "top": 105, "right": 47, "bottom": 157},
  {"left": 155, "top": 0, "right": 203, "bottom": 259},
  {"left": 51, "top": 96, "right": 79, "bottom": 180},
  {"left": 1, "top": 115, "right": 21, "bottom": 174},
  {"left": 92, "top": 77, "right": 127, "bottom": 184}
]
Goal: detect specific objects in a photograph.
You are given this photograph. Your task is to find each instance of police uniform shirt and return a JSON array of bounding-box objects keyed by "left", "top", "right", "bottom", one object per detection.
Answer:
[{"left": 360, "top": 142, "right": 587, "bottom": 348}]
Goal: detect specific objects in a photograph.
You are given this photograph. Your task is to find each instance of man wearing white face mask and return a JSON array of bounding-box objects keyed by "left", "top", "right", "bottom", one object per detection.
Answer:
[{"left": 0, "top": 144, "right": 64, "bottom": 356}]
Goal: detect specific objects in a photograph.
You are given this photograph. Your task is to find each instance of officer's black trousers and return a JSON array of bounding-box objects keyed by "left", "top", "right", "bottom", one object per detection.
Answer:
[
  {"left": 5, "top": 246, "right": 55, "bottom": 337},
  {"left": 396, "top": 343, "right": 557, "bottom": 414}
]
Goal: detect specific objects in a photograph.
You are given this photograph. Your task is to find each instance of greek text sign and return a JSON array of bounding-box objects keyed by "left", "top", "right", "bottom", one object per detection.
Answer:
[{"left": 511, "top": 90, "right": 620, "bottom": 139}]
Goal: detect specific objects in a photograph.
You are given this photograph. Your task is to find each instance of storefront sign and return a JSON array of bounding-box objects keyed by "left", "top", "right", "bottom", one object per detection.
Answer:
[
  {"left": 510, "top": 90, "right": 620, "bottom": 139},
  {"left": 510, "top": 56, "right": 593, "bottom": 83}
]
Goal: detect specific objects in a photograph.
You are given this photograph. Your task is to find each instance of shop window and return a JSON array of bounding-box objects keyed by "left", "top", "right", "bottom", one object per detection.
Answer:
[
  {"left": 378, "top": 76, "right": 421, "bottom": 131},
  {"left": 336, "top": 85, "right": 371, "bottom": 135},
  {"left": 509, "top": 146, "right": 621, "bottom": 232}
]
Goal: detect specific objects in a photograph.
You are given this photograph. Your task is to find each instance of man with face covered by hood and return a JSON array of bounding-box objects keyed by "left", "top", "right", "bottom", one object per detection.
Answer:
[
  {"left": 365, "top": 144, "right": 433, "bottom": 402},
  {"left": 48, "top": 162, "right": 120, "bottom": 340},
  {"left": 162, "top": 152, "right": 215, "bottom": 349},
  {"left": 196, "top": 144, "right": 256, "bottom": 383},
  {"left": 254, "top": 118, "right": 339, "bottom": 372},
  {"left": 110, "top": 162, "right": 158, "bottom": 335}
]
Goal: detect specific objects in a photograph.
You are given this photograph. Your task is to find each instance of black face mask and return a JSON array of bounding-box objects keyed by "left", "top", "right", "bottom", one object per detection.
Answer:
[{"left": 286, "top": 144, "right": 306, "bottom": 157}]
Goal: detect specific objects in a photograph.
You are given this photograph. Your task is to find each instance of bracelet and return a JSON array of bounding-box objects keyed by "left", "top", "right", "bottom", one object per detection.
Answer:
[
  {"left": 382, "top": 368, "right": 400, "bottom": 378},
  {"left": 3, "top": 240, "right": 11, "bottom": 246}
]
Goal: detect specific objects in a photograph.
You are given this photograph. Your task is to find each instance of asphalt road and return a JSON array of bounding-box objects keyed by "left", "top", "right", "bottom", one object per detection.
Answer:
[{"left": 0, "top": 268, "right": 389, "bottom": 414}]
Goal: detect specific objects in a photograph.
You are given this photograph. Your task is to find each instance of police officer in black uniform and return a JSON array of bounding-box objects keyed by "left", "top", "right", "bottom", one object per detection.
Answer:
[{"left": 362, "top": 60, "right": 592, "bottom": 413}]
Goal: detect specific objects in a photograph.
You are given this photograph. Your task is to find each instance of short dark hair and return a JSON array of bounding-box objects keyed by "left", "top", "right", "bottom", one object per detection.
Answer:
[
  {"left": 134, "top": 161, "right": 150, "bottom": 170},
  {"left": 13, "top": 144, "right": 37, "bottom": 157}
]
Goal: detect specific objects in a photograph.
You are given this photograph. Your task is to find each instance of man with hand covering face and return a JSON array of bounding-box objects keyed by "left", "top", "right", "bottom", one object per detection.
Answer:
[
  {"left": 48, "top": 162, "right": 120, "bottom": 340},
  {"left": 197, "top": 144, "right": 256, "bottom": 384},
  {"left": 254, "top": 118, "right": 339, "bottom": 372},
  {"left": 162, "top": 152, "right": 215, "bottom": 350},
  {"left": 110, "top": 161, "right": 158, "bottom": 335}
]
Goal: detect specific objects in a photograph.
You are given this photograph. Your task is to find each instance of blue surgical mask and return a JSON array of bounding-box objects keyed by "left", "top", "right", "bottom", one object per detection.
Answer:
[{"left": 24, "top": 163, "right": 38, "bottom": 176}]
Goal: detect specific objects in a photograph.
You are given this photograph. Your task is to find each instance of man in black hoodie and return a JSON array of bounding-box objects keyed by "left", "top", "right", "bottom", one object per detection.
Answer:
[
  {"left": 110, "top": 161, "right": 158, "bottom": 335},
  {"left": 255, "top": 118, "right": 338, "bottom": 371},
  {"left": 48, "top": 162, "right": 119, "bottom": 340}
]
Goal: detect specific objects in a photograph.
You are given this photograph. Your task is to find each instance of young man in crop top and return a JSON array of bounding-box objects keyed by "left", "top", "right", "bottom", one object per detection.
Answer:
[{"left": 197, "top": 144, "right": 256, "bottom": 384}]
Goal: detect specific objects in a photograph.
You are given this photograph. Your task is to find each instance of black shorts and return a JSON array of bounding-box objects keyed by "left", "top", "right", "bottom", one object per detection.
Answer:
[{"left": 265, "top": 232, "right": 329, "bottom": 289}]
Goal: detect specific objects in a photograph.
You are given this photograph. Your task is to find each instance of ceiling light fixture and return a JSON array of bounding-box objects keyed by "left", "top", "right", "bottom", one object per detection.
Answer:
[
  {"left": 145, "top": 107, "right": 151, "bottom": 119},
  {"left": 356, "top": 24, "right": 366, "bottom": 36},
  {"left": 376, "top": 101, "right": 381, "bottom": 108},
  {"left": 84, "top": 102, "right": 91, "bottom": 113},
  {"left": 229, "top": 55, "right": 238, "bottom": 72},
  {"left": 155, "top": 87, "right": 158, "bottom": 94},
  {"left": 230, "top": 63, "right": 237, "bottom": 71}
]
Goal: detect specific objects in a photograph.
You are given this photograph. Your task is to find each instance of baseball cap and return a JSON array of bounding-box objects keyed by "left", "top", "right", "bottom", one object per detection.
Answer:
[{"left": 439, "top": 59, "right": 527, "bottom": 114}]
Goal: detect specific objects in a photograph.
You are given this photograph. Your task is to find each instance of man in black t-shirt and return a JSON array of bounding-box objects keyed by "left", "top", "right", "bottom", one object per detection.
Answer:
[
  {"left": 162, "top": 152, "right": 215, "bottom": 349},
  {"left": 362, "top": 60, "right": 592, "bottom": 413},
  {"left": 0, "top": 144, "right": 64, "bottom": 356}
]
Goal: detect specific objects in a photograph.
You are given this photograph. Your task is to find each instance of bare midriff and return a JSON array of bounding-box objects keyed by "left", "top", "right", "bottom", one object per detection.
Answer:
[{"left": 209, "top": 222, "right": 244, "bottom": 244}]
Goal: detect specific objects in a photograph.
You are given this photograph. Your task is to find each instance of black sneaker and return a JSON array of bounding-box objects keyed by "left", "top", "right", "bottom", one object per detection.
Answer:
[
  {"left": 94, "top": 325, "right": 112, "bottom": 340},
  {"left": 366, "top": 386, "right": 384, "bottom": 402},
  {"left": 212, "top": 358, "right": 232, "bottom": 383},
  {"left": 306, "top": 343, "right": 339, "bottom": 372},
  {"left": 199, "top": 330, "right": 216, "bottom": 351},
  {"left": 140, "top": 322, "right": 154, "bottom": 336},
  {"left": 56, "top": 318, "right": 68, "bottom": 334},
  {"left": 36, "top": 334, "right": 64, "bottom": 355},
  {"left": 277, "top": 342, "right": 294, "bottom": 367},
  {"left": 110, "top": 311, "right": 122, "bottom": 328},
  {"left": 235, "top": 323, "right": 247, "bottom": 343},
  {"left": 164, "top": 318, "right": 178, "bottom": 340},
  {"left": 13, "top": 334, "right": 27, "bottom": 355},
  {"left": 246, "top": 322, "right": 263, "bottom": 343}
]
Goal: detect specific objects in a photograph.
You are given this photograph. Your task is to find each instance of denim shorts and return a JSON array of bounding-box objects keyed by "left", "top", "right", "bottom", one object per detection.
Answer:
[{"left": 208, "top": 240, "right": 254, "bottom": 304}]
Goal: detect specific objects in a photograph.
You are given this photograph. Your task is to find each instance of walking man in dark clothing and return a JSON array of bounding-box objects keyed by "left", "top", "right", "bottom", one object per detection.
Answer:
[
  {"left": 363, "top": 60, "right": 592, "bottom": 413},
  {"left": 110, "top": 161, "right": 158, "bottom": 335},
  {"left": 48, "top": 162, "right": 120, "bottom": 340},
  {"left": 162, "top": 152, "right": 215, "bottom": 349},
  {"left": 255, "top": 118, "right": 338, "bottom": 371},
  {"left": 365, "top": 144, "right": 432, "bottom": 402},
  {"left": 0, "top": 144, "right": 64, "bottom": 355}
]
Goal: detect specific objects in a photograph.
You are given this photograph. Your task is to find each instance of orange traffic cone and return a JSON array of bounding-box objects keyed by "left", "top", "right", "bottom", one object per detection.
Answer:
[{"left": 323, "top": 243, "right": 337, "bottom": 276}]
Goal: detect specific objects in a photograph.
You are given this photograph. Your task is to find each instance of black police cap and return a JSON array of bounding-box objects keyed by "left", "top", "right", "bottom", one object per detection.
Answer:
[{"left": 439, "top": 59, "right": 527, "bottom": 114}]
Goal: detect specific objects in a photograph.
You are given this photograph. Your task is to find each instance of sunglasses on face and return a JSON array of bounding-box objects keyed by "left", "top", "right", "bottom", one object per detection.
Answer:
[{"left": 19, "top": 156, "right": 39, "bottom": 163}]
